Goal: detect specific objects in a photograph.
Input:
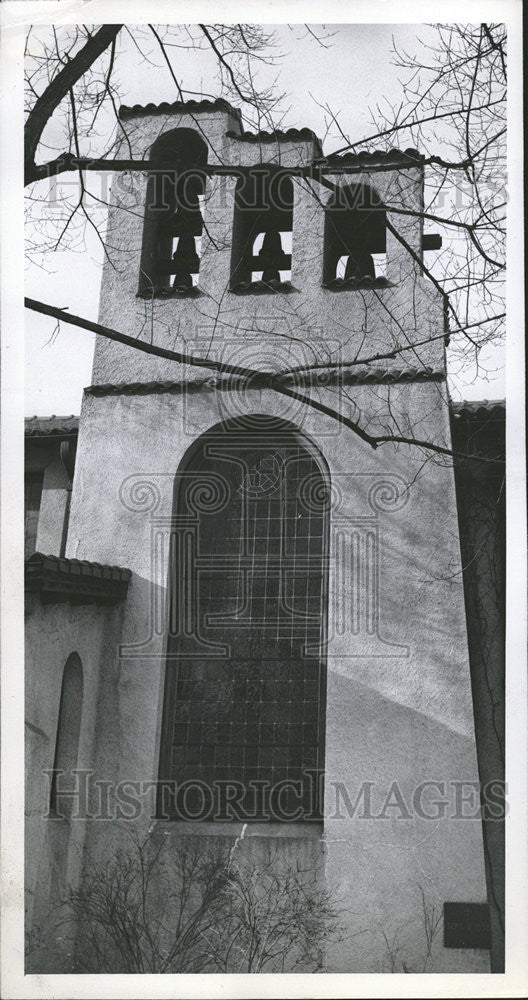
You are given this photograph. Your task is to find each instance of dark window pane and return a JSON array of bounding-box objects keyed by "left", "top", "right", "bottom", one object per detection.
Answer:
[{"left": 159, "top": 424, "right": 328, "bottom": 821}]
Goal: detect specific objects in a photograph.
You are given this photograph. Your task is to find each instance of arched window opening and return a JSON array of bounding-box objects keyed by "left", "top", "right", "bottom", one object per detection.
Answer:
[
  {"left": 158, "top": 417, "right": 329, "bottom": 822},
  {"left": 50, "top": 653, "right": 83, "bottom": 819},
  {"left": 138, "top": 129, "right": 208, "bottom": 299},
  {"left": 323, "top": 183, "right": 390, "bottom": 289},
  {"left": 335, "top": 251, "right": 387, "bottom": 281},
  {"left": 230, "top": 168, "right": 293, "bottom": 292}
]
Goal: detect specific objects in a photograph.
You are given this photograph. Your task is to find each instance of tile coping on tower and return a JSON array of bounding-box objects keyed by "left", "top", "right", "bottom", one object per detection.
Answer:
[
  {"left": 117, "top": 98, "right": 423, "bottom": 164},
  {"left": 119, "top": 97, "right": 244, "bottom": 122},
  {"left": 84, "top": 366, "right": 445, "bottom": 399}
]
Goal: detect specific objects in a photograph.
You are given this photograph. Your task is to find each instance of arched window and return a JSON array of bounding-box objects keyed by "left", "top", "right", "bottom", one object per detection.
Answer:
[
  {"left": 230, "top": 168, "right": 293, "bottom": 291},
  {"left": 138, "top": 128, "right": 208, "bottom": 298},
  {"left": 158, "top": 417, "right": 329, "bottom": 822},
  {"left": 50, "top": 653, "right": 83, "bottom": 819},
  {"left": 323, "top": 182, "right": 389, "bottom": 288}
]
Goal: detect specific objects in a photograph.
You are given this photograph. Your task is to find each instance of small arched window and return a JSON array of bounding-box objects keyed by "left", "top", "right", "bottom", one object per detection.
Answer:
[
  {"left": 138, "top": 128, "right": 208, "bottom": 299},
  {"left": 323, "top": 182, "right": 389, "bottom": 288},
  {"left": 230, "top": 167, "right": 293, "bottom": 291},
  {"left": 50, "top": 653, "right": 83, "bottom": 819}
]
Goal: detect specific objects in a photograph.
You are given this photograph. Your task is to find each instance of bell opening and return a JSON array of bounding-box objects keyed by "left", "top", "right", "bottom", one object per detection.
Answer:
[{"left": 251, "top": 229, "right": 292, "bottom": 284}]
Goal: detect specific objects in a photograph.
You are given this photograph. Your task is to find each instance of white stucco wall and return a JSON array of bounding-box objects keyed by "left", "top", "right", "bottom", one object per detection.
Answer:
[
  {"left": 90, "top": 107, "right": 444, "bottom": 389},
  {"left": 64, "top": 380, "right": 489, "bottom": 972},
  {"left": 25, "top": 596, "right": 126, "bottom": 970},
  {"left": 26, "top": 106, "right": 489, "bottom": 973}
]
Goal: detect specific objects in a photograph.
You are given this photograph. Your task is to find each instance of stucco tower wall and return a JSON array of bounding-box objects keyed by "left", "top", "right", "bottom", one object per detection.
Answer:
[
  {"left": 62, "top": 106, "right": 488, "bottom": 972},
  {"left": 66, "top": 377, "right": 488, "bottom": 972},
  {"left": 91, "top": 108, "right": 444, "bottom": 387}
]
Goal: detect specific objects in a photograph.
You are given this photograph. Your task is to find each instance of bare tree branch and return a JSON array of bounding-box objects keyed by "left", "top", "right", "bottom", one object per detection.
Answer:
[
  {"left": 25, "top": 297, "right": 502, "bottom": 464},
  {"left": 25, "top": 24, "right": 123, "bottom": 184}
]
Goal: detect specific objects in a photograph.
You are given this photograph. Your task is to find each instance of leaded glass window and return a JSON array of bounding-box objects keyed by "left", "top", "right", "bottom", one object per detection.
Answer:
[{"left": 158, "top": 419, "right": 329, "bottom": 822}]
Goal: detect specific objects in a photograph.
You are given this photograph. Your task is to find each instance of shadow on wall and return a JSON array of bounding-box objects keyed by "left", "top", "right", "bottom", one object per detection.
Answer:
[{"left": 323, "top": 670, "right": 492, "bottom": 974}]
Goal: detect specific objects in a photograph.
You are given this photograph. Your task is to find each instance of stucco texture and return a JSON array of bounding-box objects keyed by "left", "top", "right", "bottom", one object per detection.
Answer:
[
  {"left": 27, "top": 106, "right": 489, "bottom": 973},
  {"left": 91, "top": 108, "right": 444, "bottom": 388},
  {"left": 64, "top": 378, "right": 488, "bottom": 972},
  {"left": 25, "top": 597, "right": 126, "bottom": 971}
]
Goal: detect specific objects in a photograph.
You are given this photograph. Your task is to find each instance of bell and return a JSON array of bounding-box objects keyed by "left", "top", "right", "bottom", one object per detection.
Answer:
[
  {"left": 258, "top": 230, "right": 282, "bottom": 283},
  {"left": 172, "top": 235, "right": 199, "bottom": 289},
  {"left": 170, "top": 205, "right": 204, "bottom": 238},
  {"left": 344, "top": 250, "right": 375, "bottom": 282}
]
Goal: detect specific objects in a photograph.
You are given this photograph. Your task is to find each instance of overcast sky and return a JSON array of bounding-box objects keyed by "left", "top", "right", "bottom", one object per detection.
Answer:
[{"left": 25, "top": 22, "right": 505, "bottom": 416}]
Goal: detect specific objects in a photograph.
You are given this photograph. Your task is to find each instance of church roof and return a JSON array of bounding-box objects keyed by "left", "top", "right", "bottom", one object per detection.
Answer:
[
  {"left": 451, "top": 402, "right": 505, "bottom": 466},
  {"left": 25, "top": 415, "right": 79, "bottom": 438},
  {"left": 25, "top": 552, "right": 131, "bottom": 606},
  {"left": 451, "top": 400, "right": 505, "bottom": 419}
]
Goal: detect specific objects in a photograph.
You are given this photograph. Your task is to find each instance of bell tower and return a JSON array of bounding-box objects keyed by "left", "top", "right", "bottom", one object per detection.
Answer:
[{"left": 64, "top": 99, "right": 490, "bottom": 973}]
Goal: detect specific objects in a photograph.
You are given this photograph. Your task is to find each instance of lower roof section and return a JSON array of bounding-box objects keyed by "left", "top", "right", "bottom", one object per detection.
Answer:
[{"left": 25, "top": 552, "right": 131, "bottom": 606}]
